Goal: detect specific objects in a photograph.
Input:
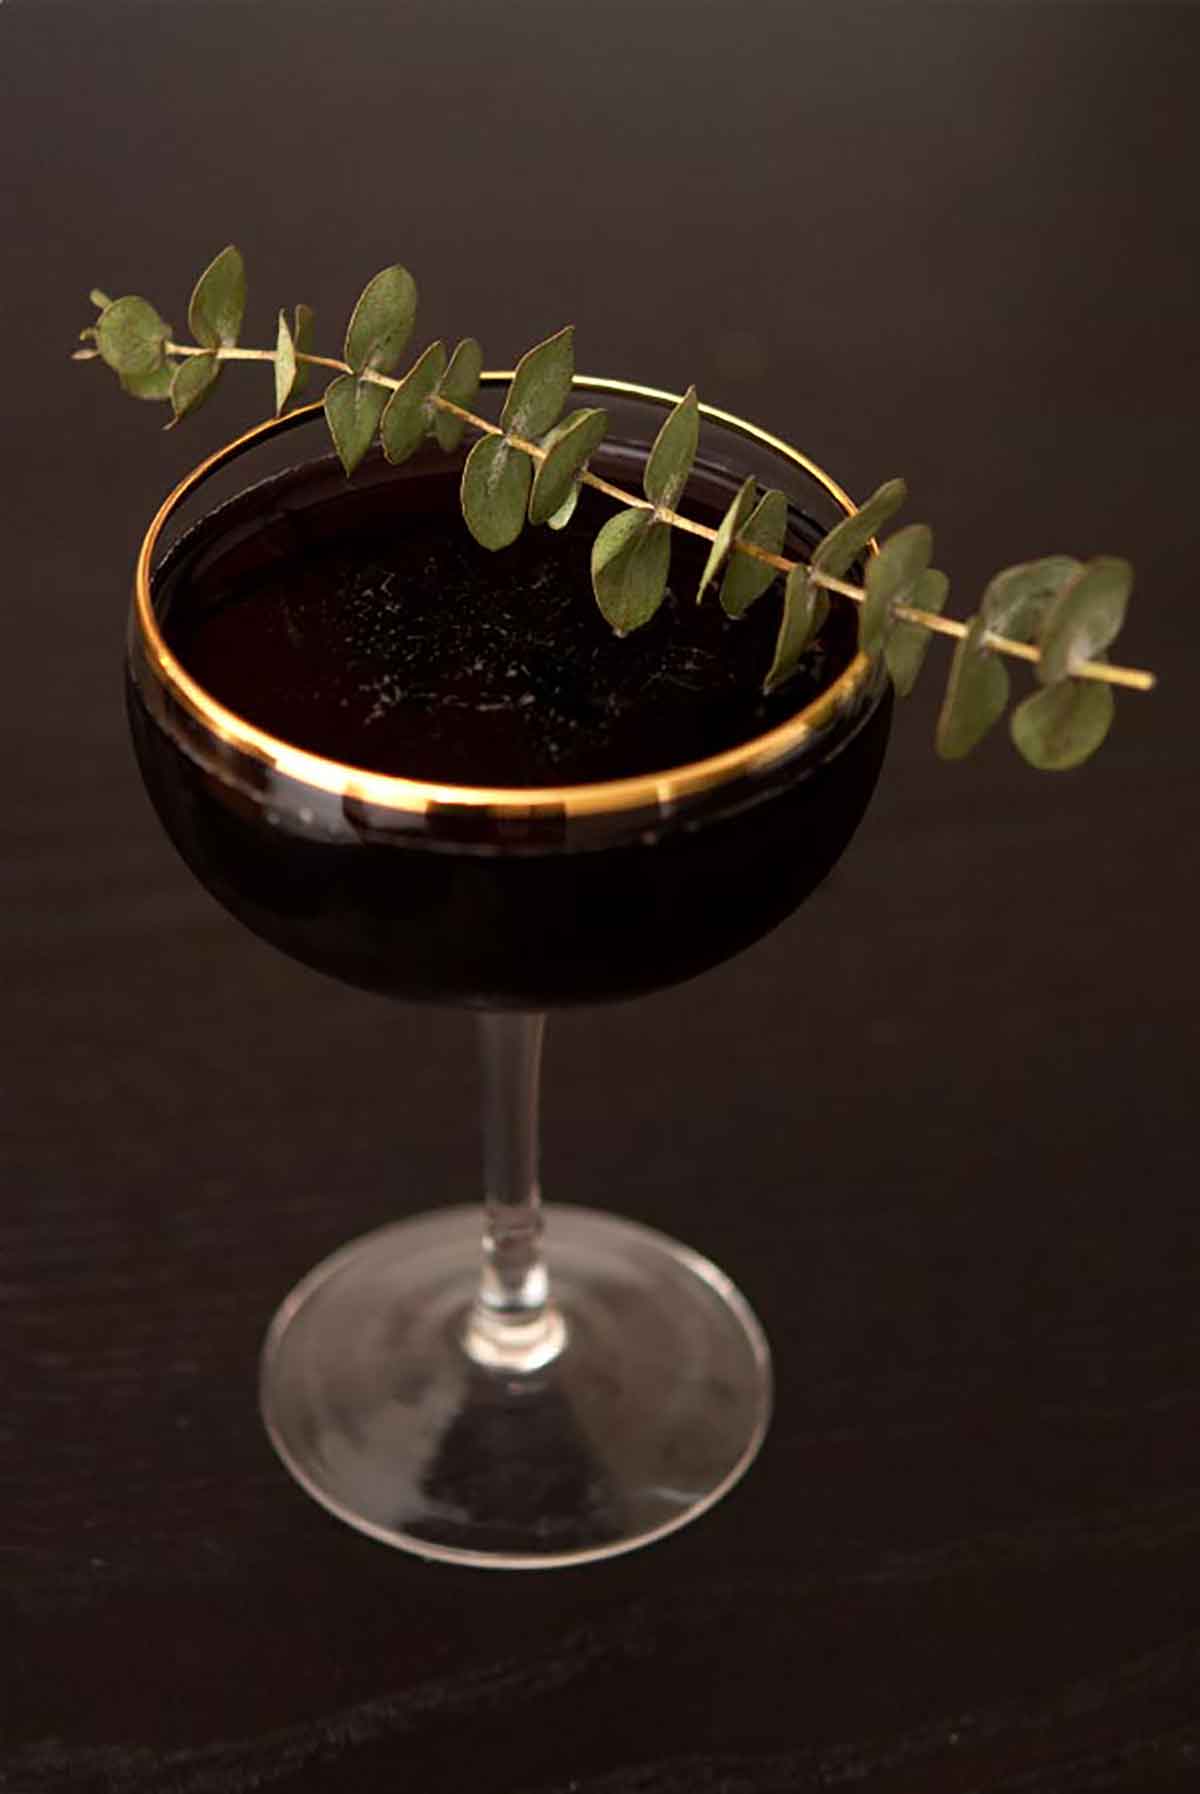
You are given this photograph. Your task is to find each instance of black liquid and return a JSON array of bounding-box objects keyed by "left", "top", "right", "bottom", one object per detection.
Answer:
[
  {"left": 162, "top": 457, "right": 850, "bottom": 787},
  {"left": 129, "top": 446, "right": 892, "bottom": 1007}
]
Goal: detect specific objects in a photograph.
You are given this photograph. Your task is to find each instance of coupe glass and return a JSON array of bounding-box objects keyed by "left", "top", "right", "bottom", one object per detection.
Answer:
[{"left": 126, "top": 377, "right": 892, "bottom": 1567}]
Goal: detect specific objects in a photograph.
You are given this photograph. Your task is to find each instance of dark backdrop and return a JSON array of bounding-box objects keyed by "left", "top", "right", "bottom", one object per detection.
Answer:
[{"left": 4, "top": 4, "right": 1198, "bottom": 1791}]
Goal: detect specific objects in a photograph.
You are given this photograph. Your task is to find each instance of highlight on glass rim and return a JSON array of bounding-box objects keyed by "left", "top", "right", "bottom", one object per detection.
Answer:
[{"left": 76, "top": 244, "right": 1154, "bottom": 774}]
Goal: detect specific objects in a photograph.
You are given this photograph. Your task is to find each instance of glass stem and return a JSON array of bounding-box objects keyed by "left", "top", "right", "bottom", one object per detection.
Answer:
[{"left": 462, "top": 1012, "right": 566, "bottom": 1372}]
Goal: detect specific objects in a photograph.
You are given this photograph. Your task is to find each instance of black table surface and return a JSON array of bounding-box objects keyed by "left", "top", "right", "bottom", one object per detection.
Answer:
[{"left": 4, "top": 5, "right": 1198, "bottom": 1789}]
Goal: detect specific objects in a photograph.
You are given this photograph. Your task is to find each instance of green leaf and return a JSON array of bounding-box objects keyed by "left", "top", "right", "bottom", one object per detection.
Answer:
[
  {"left": 1037, "top": 556, "right": 1133, "bottom": 685},
  {"left": 860, "top": 523, "right": 933, "bottom": 656},
  {"left": 380, "top": 341, "right": 447, "bottom": 464},
  {"left": 696, "top": 477, "right": 757, "bottom": 603},
  {"left": 644, "top": 386, "right": 699, "bottom": 510},
  {"left": 434, "top": 337, "right": 483, "bottom": 451},
  {"left": 344, "top": 265, "right": 417, "bottom": 376},
  {"left": 1011, "top": 676, "right": 1115, "bottom": 770},
  {"left": 187, "top": 245, "right": 246, "bottom": 350},
  {"left": 591, "top": 508, "right": 670, "bottom": 634},
  {"left": 591, "top": 506, "right": 648, "bottom": 567},
  {"left": 886, "top": 566, "right": 949, "bottom": 697},
  {"left": 323, "top": 373, "right": 388, "bottom": 476},
  {"left": 95, "top": 296, "right": 171, "bottom": 378},
  {"left": 167, "top": 352, "right": 221, "bottom": 424},
  {"left": 89, "top": 288, "right": 112, "bottom": 310},
  {"left": 274, "top": 310, "right": 296, "bottom": 416},
  {"left": 719, "top": 488, "right": 788, "bottom": 619},
  {"left": 119, "top": 362, "right": 176, "bottom": 401},
  {"left": 935, "top": 615, "right": 1011, "bottom": 759},
  {"left": 546, "top": 486, "right": 580, "bottom": 530},
  {"left": 528, "top": 407, "right": 607, "bottom": 525},
  {"left": 811, "top": 478, "right": 908, "bottom": 578},
  {"left": 764, "top": 566, "right": 829, "bottom": 694},
  {"left": 501, "top": 327, "right": 575, "bottom": 440},
  {"left": 291, "top": 304, "right": 315, "bottom": 395},
  {"left": 461, "top": 433, "right": 532, "bottom": 550},
  {"left": 980, "top": 555, "right": 1082, "bottom": 644},
  {"left": 274, "top": 303, "right": 316, "bottom": 414}
]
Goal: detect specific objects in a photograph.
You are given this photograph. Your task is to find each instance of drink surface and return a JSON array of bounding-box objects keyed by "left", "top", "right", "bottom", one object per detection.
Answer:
[
  {"left": 132, "top": 445, "right": 890, "bottom": 1007},
  {"left": 158, "top": 450, "right": 854, "bottom": 786}
]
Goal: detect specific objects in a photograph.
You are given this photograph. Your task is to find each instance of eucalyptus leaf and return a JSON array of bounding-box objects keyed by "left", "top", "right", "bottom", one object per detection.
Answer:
[
  {"left": 764, "top": 566, "right": 829, "bottom": 694},
  {"left": 811, "top": 478, "right": 908, "bottom": 578},
  {"left": 323, "top": 373, "right": 388, "bottom": 477},
  {"left": 860, "top": 523, "right": 933, "bottom": 656},
  {"left": 187, "top": 245, "right": 246, "bottom": 350},
  {"left": 935, "top": 615, "right": 1011, "bottom": 759},
  {"left": 643, "top": 386, "right": 699, "bottom": 511},
  {"left": 501, "top": 327, "right": 575, "bottom": 440},
  {"left": 344, "top": 265, "right": 417, "bottom": 376},
  {"left": 1037, "top": 556, "right": 1133, "bottom": 685},
  {"left": 461, "top": 433, "right": 533, "bottom": 550},
  {"left": 980, "top": 555, "right": 1082, "bottom": 644},
  {"left": 720, "top": 488, "right": 787, "bottom": 619},
  {"left": 591, "top": 508, "right": 669, "bottom": 634},
  {"left": 886, "top": 567, "right": 949, "bottom": 697},
  {"left": 168, "top": 352, "right": 221, "bottom": 424},
  {"left": 274, "top": 303, "right": 316, "bottom": 414},
  {"left": 274, "top": 310, "right": 296, "bottom": 416},
  {"left": 291, "top": 304, "right": 315, "bottom": 395},
  {"left": 591, "top": 507, "right": 649, "bottom": 568},
  {"left": 434, "top": 337, "right": 484, "bottom": 451},
  {"left": 528, "top": 407, "right": 607, "bottom": 525},
  {"left": 696, "top": 477, "right": 756, "bottom": 603},
  {"left": 96, "top": 296, "right": 171, "bottom": 377},
  {"left": 119, "top": 362, "right": 176, "bottom": 401},
  {"left": 546, "top": 486, "right": 580, "bottom": 530},
  {"left": 380, "top": 341, "right": 448, "bottom": 464},
  {"left": 1011, "top": 676, "right": 1115, "bottom": 770}
]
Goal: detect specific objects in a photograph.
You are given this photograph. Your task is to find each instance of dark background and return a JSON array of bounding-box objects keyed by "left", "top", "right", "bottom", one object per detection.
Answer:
[{"left": 4, "top": 3, "right": 1198, "bottom": 1789}]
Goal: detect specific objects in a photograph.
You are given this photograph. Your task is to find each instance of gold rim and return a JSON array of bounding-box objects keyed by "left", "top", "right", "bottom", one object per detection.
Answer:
[{"left": 133, "top": 376, "right": 876, "bottom": 818}]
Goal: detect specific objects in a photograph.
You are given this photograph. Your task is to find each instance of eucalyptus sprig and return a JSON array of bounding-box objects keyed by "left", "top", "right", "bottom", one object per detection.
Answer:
[{"left": 74, "top": 247, "right": 1156, "bottom": 769}]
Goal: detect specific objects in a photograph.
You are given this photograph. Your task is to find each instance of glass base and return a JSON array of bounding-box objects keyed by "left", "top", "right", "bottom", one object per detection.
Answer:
[{"left": 260, "top": 1205, "right": 772, "bottom": 1568}]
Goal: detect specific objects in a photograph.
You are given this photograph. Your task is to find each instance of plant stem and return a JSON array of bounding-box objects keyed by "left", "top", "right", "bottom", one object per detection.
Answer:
[
  {"left": 814, "top": 574, "right": 1154, "bottom": 692},
  {"left": 165, "top": 340, "right": 1157, "bottom": 695}
]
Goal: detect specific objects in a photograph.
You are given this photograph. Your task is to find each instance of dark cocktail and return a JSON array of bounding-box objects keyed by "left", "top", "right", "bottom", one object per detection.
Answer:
[{"left": 127, "top": 379, "right": 891, "bottom": 1566}]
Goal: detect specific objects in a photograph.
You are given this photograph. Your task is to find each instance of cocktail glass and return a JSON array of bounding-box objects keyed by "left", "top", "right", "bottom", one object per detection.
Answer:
[{"left": 126, "top": 377, "right": 892, "bottom": 1567}]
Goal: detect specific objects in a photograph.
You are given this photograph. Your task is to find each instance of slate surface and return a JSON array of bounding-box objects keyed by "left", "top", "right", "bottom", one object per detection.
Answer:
[{"left": 3, "top": 5, "right": 1197, "bottom": 1789}]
